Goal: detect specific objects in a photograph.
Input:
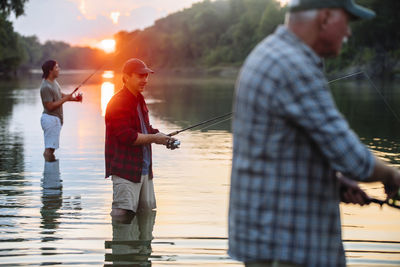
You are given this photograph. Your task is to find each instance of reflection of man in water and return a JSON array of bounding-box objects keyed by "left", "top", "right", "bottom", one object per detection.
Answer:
[
  {"left": 106, "top": 211, "right": 156, "bottom": 266},
  {"left": 229, "top": 1, "right": 400, "bottom": 266},
  {"left": 40, "top": 60, "right": 81, "bottom": 162},
  {"left": 41, "top": 159, "right": 62, "bottom": 236},
  {"left": 105, "top": 58, "right": 176, "bottom": 217}
]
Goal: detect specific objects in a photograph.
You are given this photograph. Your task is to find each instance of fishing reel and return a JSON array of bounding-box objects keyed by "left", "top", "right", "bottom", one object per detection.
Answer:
[
  {"left": 389, "top": 189, "right": 400, "bottom": 205},
  {"left": 73, "top": 92, "right": 83, "bottom": 102},
  {"left": 166, "top": 139, "right": 180, "bottom": 150}
]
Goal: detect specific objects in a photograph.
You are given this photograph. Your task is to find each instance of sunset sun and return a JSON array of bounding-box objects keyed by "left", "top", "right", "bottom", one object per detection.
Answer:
[{"left": 98, "top": 39, "right": 116, "bottom": 53}]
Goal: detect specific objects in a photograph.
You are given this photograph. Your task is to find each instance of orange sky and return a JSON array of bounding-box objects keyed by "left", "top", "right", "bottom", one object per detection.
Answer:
[{"left": 12, "top": 0, "right": 204, "bottom": 48}]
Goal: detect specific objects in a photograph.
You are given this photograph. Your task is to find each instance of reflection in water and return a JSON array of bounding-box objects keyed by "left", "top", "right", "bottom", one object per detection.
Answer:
[
  {"left": 0, "top": 81, "right": 25, "bottom": 186},
  {"left": 101, "top": 81, "right": 115, "bottom": 116},
  {"left": 147, "top": 77, "right": 234, "bottom": 132},
  {"left": 0, "top": 132, "right": 25, "bottom": 196},
  {"left": 105, "top": 211, "right": 156, "bottom": 266},
  {"left": 332, "top": 80, "right": 400, "bottom": 141},
  {"left": 102, "top": 71, "right": 115, "bottom": 79},
  {"left": 41, "top": 160, "right": 62, "bottom": 243},
  {"left": 1, "top": 74, "right": 400, "bottom": 266}
]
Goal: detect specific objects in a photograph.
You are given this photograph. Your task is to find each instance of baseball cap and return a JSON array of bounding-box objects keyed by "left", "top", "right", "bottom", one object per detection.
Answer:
[
  {"left": 288, "top": 0, "right": 375, "bottom": 20},
  {"left": 122, "top": 58, "right": 154, "bottom": 75},
  {"left": 42, "top": 60, "right": 57, "bottom": 78}
]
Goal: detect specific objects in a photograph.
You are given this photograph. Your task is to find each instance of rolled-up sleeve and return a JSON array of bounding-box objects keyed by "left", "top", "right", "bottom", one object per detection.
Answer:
[
  {"left": 275, "top": 67, "right": 374, "bottom": 181},
  {"left": 148, "top": 125, "right": 159, "bottom": 134}
]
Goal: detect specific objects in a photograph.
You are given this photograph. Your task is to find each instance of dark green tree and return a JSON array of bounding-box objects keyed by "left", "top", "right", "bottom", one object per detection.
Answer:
[
  {"left": 110, "top": 0, "right": 399, "bottom": 76},
  {"left": 0, "top": 14, "right": 23, "bottom": 74},
  {"left": 17, "top": 35, "right": 42, "bottom": 70},
  {"left": 0, "top": 0, "right": 28, "bottom": 17},
  {"left": 326, "top": 0, "right": 400, "bottom": 77},
  {"left": 0, "top": 0, "right": 29, "bottom": 75}
]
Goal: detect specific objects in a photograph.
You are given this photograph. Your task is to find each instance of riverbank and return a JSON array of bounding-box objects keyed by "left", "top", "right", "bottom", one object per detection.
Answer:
[{"left": 4, "top": 63, "right": 399, "bottom": 82}]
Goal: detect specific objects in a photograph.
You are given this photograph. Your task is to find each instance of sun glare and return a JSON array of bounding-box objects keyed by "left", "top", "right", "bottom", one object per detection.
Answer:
[
  {"left": 277, "top": 0, "right": 289, "bottom": 6},
  {"left": 102, "top": 70, "right": 114, "bottom": 79},
  {"left": 98, "top": 39, "right": 116, "bottom": 53},
  {"left": 101, "top": 81, "right": 115, "bottom": 116},
  {"left": 110, "top": 12, "right": 120, "bottom": 24}
]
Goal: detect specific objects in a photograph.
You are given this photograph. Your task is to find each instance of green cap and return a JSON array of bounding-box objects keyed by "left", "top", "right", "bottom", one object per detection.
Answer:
[{"left": 288, "top": 0, "right": 375, "bottom": 20}]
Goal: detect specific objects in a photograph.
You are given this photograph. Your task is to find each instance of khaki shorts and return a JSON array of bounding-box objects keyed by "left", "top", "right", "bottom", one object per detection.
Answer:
[{"left": 112, "top": 174, "right": 156, "bottom": 212}]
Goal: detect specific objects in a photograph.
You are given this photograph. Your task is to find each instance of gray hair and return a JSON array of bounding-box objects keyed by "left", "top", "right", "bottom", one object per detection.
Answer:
[{"left": 285, "top": 9, "right": 318, "bottom": 25}]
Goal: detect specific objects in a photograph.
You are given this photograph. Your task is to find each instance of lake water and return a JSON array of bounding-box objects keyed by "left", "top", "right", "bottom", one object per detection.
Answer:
[{"left": 0, "top": 71, "right": 399, "bottom": 266}]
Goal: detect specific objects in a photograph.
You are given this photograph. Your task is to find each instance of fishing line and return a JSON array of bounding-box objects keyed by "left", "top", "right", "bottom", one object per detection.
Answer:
[
  {"left": 167, "top": 71, "right": 374, "bottom": 137},
  {"left": 167, "top": 112, "right": 232, "bottom": 136},
  {"left": 362, "top": 71, "right": 400, "bottom": 124},
  {"left": 196, "top": 116, "right": 232, "bottom": 132},
  {"left": 329, "top": 70, "right": 400, "bottom": 125},
  {"left": 72, "top": 62, "right": 109, "bottom": 94}
]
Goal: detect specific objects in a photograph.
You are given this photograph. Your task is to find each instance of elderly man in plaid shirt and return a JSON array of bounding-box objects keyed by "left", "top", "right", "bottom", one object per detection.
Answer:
[
  {"left": 229, "top": 0, "right": 400, "bottom": 266},
  {"left": 105, "top": 58, "right": 177, "bottom": 218}
]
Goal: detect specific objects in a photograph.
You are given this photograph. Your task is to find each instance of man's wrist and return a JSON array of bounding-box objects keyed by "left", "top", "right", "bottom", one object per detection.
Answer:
[{"left": 150, "top": 134, "right": 157, "bottom": 143}]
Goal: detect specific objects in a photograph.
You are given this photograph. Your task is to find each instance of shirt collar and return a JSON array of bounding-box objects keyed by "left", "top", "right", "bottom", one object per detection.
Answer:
[
  {"left": 275, "top": 25, "right": 323, "bottom": 69},
  {"left": 121, "top": 86, "right": 144, "bottom": 103}
]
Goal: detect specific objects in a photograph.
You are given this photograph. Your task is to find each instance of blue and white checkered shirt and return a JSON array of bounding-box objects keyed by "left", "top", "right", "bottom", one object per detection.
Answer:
[{"left": 229, "top": 25, "right": 374, "bottom": 267}]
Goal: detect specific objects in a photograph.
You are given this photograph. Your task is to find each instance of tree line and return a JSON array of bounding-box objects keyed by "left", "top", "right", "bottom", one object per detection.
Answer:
[
  {"left": 1, "top": 0, "right": 399, "bottom": 78},
  {"left": 113, "top": 0, "right": 286, "bottom": 70},
  {"left": 113, "top": 0, "right": 399, "bottom": 78},
  {"left": 0, "top": 0, "right": 107, "bottom": 75}
]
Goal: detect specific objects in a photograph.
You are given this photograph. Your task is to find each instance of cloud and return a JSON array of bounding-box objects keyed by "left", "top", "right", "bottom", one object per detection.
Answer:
[
  {"left": 110, "top": 12, "right": 120, "bottom": 24},
  {"left": 67, "top": 0, "right": 140, "bottom": 20},
  {"left": 12, "top": 0, "right": 202, "bottom": 46},
  {"left": 68, "top": 0, "right": 202, "bottom": 19}
]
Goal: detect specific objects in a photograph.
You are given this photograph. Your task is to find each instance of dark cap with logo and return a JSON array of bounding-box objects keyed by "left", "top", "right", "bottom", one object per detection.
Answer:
[
  {"left": 122, "top": 58, "right": 154, "bottom": 75},
  {"left": 288, "top": 0, "right": 375, "bottom": 20}
]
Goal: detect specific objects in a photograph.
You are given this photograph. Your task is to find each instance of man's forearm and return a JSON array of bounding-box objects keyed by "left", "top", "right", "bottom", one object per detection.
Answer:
[
  {"left": 133, "top": 132, "right": 171, "bottom": 146},
  {"left": 366, "top": 157, "right": 396, "bottom": 183},
  {"left": 45, "top": 96, "right": 69, "bottom": 111},
  {"left": 133, "top": 133, "right": 157, "bottom": 145}
]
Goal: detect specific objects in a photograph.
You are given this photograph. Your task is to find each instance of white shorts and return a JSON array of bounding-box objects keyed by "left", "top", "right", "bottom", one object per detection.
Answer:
[
  {"left": 40, "top": 113, "right": 61, "bottom": 149},
  {"left": 112, "top": 174, "right": 156, "bottom": 212}
]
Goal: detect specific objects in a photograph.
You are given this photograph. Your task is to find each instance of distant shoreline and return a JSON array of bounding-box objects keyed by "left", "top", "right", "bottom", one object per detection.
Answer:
[
  {"left": 25, "top": 65, "right": 400, "bottom": 80},
  {"left": 28, "top": 66, "right": 241, "bottom": 78}
]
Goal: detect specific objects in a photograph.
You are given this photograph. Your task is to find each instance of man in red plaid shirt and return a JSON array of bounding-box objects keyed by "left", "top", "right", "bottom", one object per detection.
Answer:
[{"left": 105, "top": 58, "right": 177, "bottom": 217}]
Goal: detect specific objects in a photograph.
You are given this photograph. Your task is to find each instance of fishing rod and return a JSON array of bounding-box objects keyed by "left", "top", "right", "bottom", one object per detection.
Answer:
[
  {"left": 167, "top": 70, "right": 369, "bottom": 137},
  {"left": 167, "top": 112, "right": 232, "bottom": 136},
  {"left": 196, "top": 115, "right": 233, "bottom": 132},
  {"left": 72, "top": 62, "right": 109, "bottom": 95},
  {"left": 71, "top": 39, "right": 132, "bottom": 95}
]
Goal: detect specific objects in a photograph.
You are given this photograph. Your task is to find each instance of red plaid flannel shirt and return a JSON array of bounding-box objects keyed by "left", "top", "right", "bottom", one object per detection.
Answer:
[{"left": 105, "top": 87, "right": 159, "bottom": 182}]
